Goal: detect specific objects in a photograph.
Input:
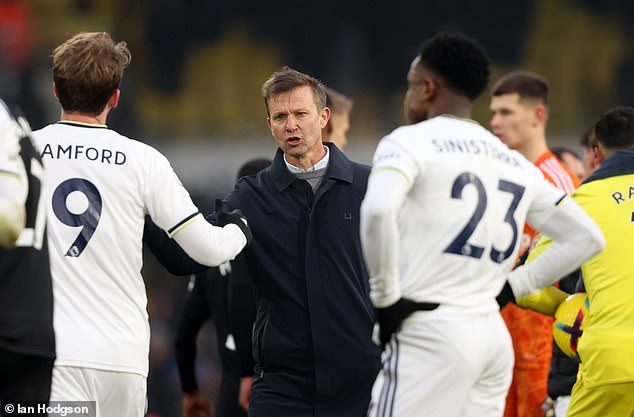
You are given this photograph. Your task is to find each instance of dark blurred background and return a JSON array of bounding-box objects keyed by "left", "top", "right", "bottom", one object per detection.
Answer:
[{"left": 2, "top": 1, "right": 633, "bottom": 415}]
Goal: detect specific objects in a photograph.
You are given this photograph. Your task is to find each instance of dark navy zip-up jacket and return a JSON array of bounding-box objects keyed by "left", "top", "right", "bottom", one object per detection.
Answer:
[{"left": 225, "top": 143, "right": 380, "bottom": 417}]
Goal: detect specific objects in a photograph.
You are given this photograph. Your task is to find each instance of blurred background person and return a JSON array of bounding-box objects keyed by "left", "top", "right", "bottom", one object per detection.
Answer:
[
  {"left": 551, "top": 146, "right": 586, "bottom": 181},
  {"left": 580, "top": 127, "right": 603, "bottom": 177},
  {"left": 565, "top": 106, "right": 634, "bottom": 417},
  {"left": 322, "top": 86, "right": 353, "bottom": 151},
  {"left": 175, "top": 158, "right": 270, "bottom": 417},
  {"left": 489, "top": 70, "right": 581, "bottom": 417},
  {"left": 518, "top": 106, "right": 634, "bottom": 416}
]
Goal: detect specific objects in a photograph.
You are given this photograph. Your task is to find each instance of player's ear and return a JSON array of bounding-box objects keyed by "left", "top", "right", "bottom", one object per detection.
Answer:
[
  {"left": 319, "top": 107, "right": 330, "bottom": 130},
  {"left": 534, "top": 104, "right": 548, "bottom": 125},
  {"left": 594, "top": 143, "right": 607, "bottom": 164},
  {"left": 53, "top": 82, "right": 59, "bottom": 98},
  {"left": 109, "top": 89, "right": 121, "bottom": 109},
  {"left": 423, "top": 76, "right": 438, "bottom": 101}
]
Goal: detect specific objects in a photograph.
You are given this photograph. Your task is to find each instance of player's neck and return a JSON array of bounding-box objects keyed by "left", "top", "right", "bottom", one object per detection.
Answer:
[
  {"left": 429, "top": 95, "right": 472, "bottom": 120},
  {"left": 60, "top": 110, "right": 108, "bottom": 126},
  {"left": 519, "top": 134, "right": 548, "bottom": 163}
]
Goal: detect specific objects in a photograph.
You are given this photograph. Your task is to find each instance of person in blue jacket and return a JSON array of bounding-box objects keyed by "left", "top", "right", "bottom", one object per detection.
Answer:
[{"left": 220, "top": 66, "right": 380, "bottom": 417}]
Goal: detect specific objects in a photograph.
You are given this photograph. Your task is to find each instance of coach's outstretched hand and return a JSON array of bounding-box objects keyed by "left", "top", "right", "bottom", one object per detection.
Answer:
[
  {"left": 215, "top": 199, "right": 252, "bottom": 246},
  {"left": 376, "top": 298, "right": 439, "bottom": 347}
]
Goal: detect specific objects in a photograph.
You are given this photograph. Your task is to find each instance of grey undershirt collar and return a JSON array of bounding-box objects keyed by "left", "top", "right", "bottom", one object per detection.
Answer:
[{"left": 285, "top": 146, "right": 329, "bottom": 192}]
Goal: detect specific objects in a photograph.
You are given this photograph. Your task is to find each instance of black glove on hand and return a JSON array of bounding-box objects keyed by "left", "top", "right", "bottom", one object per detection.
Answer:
[
  {"left": 496, "top": 280, "right": 516, "bottom": 309},
  {"left": 376, "top": 298, "right": 439, "bottom": 347},
  {"left": 215, "top": 199, "right": 252, "bottom": 245}
]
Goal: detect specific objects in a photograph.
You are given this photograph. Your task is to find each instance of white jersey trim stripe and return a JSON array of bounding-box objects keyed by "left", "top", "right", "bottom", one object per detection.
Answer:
[
  {"left": 555, "top": 194, "right": 569, "bottom": 207},
  {"left": 0, "top": 169, "right": 19, "bottom": 178},
  {"left": 377, "top": 338, "right": 399, "bottom": 417},
  {"left": 57, "top": 121, "right": 108, "bottom": 129},
  {"left": 168, "top": 211, "right": 200, "bottom": 237},
  {"left": 371, "top": 167, "right": 410, "bottom": 184}
]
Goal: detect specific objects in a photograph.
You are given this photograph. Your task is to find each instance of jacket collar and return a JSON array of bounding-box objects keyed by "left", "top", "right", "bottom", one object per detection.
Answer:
[
  {"left": 584, "top": 147, "right": 634, "bottom": 184},
  {"left": 270, "top": 142, "right": 354, "bottom": 192}
]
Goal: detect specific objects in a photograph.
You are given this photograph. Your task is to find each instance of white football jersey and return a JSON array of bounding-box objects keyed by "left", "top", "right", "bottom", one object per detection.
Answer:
[
  {"left": 0, "top": 100, "right": 27, "bottom": 196},
  {"left": 364, "top": 115, "right": 564, "bottom": 315},
  {"left": 34, "top": 122, "right": 200, "bottom": 376}
]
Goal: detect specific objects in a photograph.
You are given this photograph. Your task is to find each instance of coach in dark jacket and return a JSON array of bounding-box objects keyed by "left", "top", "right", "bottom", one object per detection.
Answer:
[
  {"left": 143, "top": 67, "right": 380, "bottom": 417},
  {"left": 220, "top": 67, "right": 379, "bottom": 417}
]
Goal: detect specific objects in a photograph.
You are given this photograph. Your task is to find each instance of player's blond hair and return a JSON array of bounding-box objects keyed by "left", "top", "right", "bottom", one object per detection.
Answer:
[
  {"left": 325, "top": 87, "right": 353, "bottom": 116},
  {"left": 53, "top": 32, "right": 131, "bottom": 116}
]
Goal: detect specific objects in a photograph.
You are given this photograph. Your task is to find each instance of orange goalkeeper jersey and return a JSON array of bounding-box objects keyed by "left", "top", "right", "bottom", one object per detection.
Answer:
[{"left": 502, "top": 149, "right": 580, "bottom": 417}]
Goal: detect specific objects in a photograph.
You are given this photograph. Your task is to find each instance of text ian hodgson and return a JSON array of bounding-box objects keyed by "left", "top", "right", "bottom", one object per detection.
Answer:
[{"left": 10, "top": 402, "right": 94, "bottom": 416}]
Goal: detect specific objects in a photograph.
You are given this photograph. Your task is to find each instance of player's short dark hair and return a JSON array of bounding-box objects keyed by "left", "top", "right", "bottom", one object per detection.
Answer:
[
  {"left": 491, "top": 71, "right": 549, "bottom": 106},
  {"left": 237, "top": 158, "right": 271, "bottom": 179},
  {"left": 53, "top": 32, "right": 131, "bottom": 116},
  {"left": 262, "top": 66, "right": 327, "bottom": 116},
  {"left": 593, "top": 106, "right": 634, "bottom": 150},
  {"left": 417, "top": 31, "right": 490, "bottom": 101}
]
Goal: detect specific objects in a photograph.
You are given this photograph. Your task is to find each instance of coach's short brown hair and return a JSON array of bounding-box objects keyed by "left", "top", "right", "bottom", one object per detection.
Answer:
[{"left": 261, "top": 66, "right": 327, "bottom": 116}]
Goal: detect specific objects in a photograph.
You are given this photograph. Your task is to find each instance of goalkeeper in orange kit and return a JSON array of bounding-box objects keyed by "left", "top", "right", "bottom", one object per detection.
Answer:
[{"left": 489, "top": 71, "right": 581, "bottom": 417}]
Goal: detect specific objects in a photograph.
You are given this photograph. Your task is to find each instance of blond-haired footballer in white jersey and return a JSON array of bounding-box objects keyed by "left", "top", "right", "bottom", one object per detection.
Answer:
[
  {"left": 361, "top": 32, "right": 604, "bottom": 417},
  {"left": 33, "top": 32, "right": 250, "bottom": 417}
]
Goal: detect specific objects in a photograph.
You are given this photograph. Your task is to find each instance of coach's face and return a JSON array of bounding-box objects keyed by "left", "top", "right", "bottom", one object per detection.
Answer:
[{"left": 267, "top": 85, "right": 329, "bottom": 170}]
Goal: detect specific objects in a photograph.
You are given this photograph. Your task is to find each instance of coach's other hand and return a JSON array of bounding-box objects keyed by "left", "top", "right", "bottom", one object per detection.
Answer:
[
  {"left": 215, "top": 199, "right": 252, "bottom": 245},
  {"left": 376, "top": 298, "right": 439, "bottom": 347}
]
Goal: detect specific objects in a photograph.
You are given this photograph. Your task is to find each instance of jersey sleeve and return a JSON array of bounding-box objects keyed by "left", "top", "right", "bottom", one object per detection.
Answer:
[
  {"left": 361, "top": 137, "right": 418, "bottom": 308},
  {"left": 524, "top": 177, "right": 567, "bottom": 230},
  {"left": 370, "top": 136, "right": 420, "bottom": 183},
  {"left": 143, "top": 148, "right": 247, "bottom": 267},
  {"left": 507, "top": 180, "right": 605, "bottom": 298},
  {"left": 143, "top": 149, "right": 199, "bottom": 233},
  {"left": 0, "top": 100, "right": 28, "bottom": 247},
  {"left": 143, "top": 215, "right": 207, "bottom": 275}
]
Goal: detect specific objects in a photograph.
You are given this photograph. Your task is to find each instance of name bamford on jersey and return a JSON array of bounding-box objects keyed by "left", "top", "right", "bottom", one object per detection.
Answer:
[
  {"left": 41, "top": 143, "right": 127, "bottom": 165},
  {"left": 432, "top": 138, "right": 520, "bottom": 167}
]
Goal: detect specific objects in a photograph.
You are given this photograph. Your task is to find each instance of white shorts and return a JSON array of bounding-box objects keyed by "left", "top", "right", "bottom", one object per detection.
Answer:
[
  {"left": 50, "top": 365, "right": 146, "bottom": 417},
  {"left": 368, "top": 310, "right": 513, "bottom": 417}
]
